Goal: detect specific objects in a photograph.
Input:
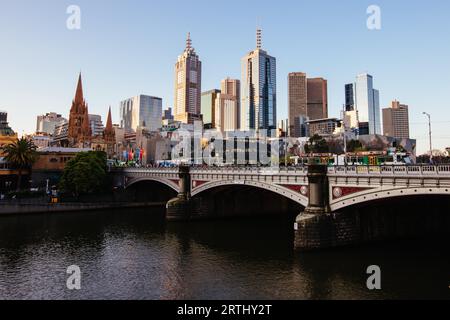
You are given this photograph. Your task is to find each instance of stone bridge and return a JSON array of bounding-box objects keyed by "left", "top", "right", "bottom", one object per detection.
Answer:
[
  {"left": 112, "top": 164, "right": 450, "bottom": 250},
  {"left": 114, "top": 165, "right": 450, "bottom": 211}
]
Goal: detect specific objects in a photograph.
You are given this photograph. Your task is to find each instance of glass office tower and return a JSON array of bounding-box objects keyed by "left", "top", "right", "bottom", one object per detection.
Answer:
[
  {"left": 241, "top": 29, "right": 277, "bottom": 131},
  {"left": 120, "top": 95, "right": 162, "bottom": 132},
  {"left": 354, "top": 73, "right": 381, "bottom": 135}
]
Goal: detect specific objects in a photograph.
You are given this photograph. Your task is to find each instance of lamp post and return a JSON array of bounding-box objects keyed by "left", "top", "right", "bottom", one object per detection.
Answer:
[
  {"left": 423, "top": 112, "right": 432, "bottom": 163},
  {"left": 342, "top": 104, "right": 348, "bottom": 166}
]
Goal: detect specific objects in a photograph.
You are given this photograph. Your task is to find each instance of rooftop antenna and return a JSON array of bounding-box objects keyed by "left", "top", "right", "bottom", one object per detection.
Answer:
[
  {"left": 186, "top": 32, "right": 192, "bottom": 50},
  {"left": 256, "top": 28, "right": 262, "bottom": 49},
  {"left": 256, "top": 17, "right": 262, "bottom": 49}
]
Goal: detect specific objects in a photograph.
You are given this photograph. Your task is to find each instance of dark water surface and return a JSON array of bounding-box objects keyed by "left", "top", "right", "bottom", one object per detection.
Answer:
[{"left": 0, "top": 208, "right": 449, "bottom": 300}]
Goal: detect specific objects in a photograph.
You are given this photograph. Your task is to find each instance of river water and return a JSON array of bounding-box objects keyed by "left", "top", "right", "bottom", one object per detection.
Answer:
[{"left": 0, "top": 207, "right": 449, "bottom": 300}]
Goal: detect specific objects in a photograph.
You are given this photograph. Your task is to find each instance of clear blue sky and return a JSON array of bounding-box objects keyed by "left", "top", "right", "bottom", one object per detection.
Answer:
[{"left": 1, "top": 0, "right": 449, "bottom": 154}]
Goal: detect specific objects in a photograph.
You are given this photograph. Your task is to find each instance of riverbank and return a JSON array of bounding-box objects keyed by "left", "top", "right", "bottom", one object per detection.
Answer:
[{"left": 0, "top": 201, "right": 166, "bottom": 216}]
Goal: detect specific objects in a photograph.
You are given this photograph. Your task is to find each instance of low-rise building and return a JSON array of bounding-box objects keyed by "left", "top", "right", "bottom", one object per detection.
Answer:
[
  {"left": 31, "top": 147, "right": 92, "bottom": 188},
  {"left": 36, "top": 112, "right": 66, "bottom": 135},
  {"left": 307, "top": 118, "right": 341, "bottom": 137}
]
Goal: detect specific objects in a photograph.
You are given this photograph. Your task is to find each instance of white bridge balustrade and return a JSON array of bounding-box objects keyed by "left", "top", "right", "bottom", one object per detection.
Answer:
[
  {"left": 328, "top": 165, "right": 450, "bottom": 176},
  {"left": 328, "top": 165, "right": 450, "bottom": 211}
]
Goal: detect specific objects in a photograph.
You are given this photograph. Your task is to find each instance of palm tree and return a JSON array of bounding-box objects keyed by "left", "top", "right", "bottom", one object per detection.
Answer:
[{"left": 1, "top": 137, "right": 38, "bottom": 191}]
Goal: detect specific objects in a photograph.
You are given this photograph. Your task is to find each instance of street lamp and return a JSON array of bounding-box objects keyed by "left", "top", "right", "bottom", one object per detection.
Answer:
[
  {"left": 342, "top": 104, "right": 348, "bottom": 166},
  {"left": 423, "top": 112, "right": 433, "bottom": 163}
]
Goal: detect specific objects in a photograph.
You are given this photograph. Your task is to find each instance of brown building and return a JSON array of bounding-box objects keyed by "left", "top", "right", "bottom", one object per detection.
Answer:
[
  {"left": 288, "top": 72, "right": 307, "bottom": 137},
  {"left": 57, "top": 74, "right": 117, "bottom": 158},
  {"left": 215, "top": 78, "right": 240, "bottom": 132},
  {"left": 289, "top": 73, "right": 329, "bottom": 137},
  {"left": 33, "top": 147, "right": 91, "bottom": 171},
  {"left": 67, "top": 73, "right": 91, "bottom": 147},
  {"left": 307, "top": 78, "right": 328, "bottom": 120},
  {"left": 382, "top": 100, "right": 410, "bottom": 139},
  {"left": 31, "top": 147, "right": 93, "bottom": 189},
  {"left": 102, "top": 107, "right": 116, "bottom": 156}
]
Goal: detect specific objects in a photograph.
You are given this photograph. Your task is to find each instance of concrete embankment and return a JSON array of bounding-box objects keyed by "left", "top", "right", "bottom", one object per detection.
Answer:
[{"left": 0, "top": 202, "right": 165, "bottom": 216}]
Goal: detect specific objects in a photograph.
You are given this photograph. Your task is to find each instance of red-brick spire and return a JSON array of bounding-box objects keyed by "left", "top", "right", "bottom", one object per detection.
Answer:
[
  {"left": 74, "top": 72, "right": 84, "bottom": 104},
  {"left": 105, "top": 106, "right": 113, "bottom": 133}
]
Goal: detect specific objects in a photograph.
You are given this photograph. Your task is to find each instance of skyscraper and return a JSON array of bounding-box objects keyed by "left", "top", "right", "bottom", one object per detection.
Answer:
[
  {"left": 288, "top": 72, "right": 307, "bottom": 137},
  {"left": 215, "top": 78, "right": 240, "bottom": 132},
  {"left": 174, "top": 33, "right": 202, "bottom": 124},
  {"left": 307, "top": 78, "right": 328, "bottom": 120},
  {"left": 241, "top": 29, "right": 276, "bottom": 131},
  {"left": 201, "top": 89, "right": 221, "bottom": 128},
  {"left": 345, "top": 83, "right": 355, "bottom": 111},
  {"left": 120, "top": 95, "right": 163, "bottom": 133},
  {"left": 354, "top": 73, "right": 381, "bottom": 135},
  {"left": 382, "top": 100, "right": 410, "bottom": 139},
  {"left": 68, "top": 73, "right": 92, "bottom": 146}
]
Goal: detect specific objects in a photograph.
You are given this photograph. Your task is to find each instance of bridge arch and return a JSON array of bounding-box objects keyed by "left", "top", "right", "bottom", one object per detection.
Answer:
[
  {"left": 330, "top": 186, "right": 450, "bottom": 212},
  {"left": 126, "top": 177, "right": 180, "bottom": 193},
  {"left": 191, "top": 180, "right": 308, "bottom": 208}
]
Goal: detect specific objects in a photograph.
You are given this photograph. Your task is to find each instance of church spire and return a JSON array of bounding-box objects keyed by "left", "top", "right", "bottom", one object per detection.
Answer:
[
  {"left": 74, "top": 72, "right": 84, "bottom": 104},
  {"left": 105, "top": 106, "right": 113, "bottom": 132}
]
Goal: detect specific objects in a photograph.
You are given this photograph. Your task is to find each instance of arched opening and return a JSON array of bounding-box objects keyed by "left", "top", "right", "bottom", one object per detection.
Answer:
[
  {"left": 126, "top": 180, "right": 178, "bottom": 203},
  {"left": 340, "top": 195, "right": 450, "bottom": 242},
  {"left": 192, "top": 184, "right": 304, "bottom": 219}
]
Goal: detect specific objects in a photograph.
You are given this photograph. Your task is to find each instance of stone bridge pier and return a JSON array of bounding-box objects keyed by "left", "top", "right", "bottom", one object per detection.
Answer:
[
  {"left": 294, "top": 164, "right": 360, "bottom": 251},
  {"left": 166, "top": 165, "right": 192, "bottom": 221}
]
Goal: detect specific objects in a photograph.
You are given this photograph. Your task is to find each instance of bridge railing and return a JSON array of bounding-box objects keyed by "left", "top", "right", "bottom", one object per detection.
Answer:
[
  {"left": 328, "top": 165, "right": 450, "bottom": 175},
  {"left": 190, "top": 166, "right": 308, "bottom": 175},
  {"left": 115, "top": 167, "right": 180, "bottom": 174}
]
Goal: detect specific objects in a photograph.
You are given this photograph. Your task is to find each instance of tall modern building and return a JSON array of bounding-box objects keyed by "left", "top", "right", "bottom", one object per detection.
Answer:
[
  {"left": 307, "top": 78, "right": 328, "bottom": 120},
  {"left": 201, "top": 89, "right": 221, "bottom": 128},
  {"left": 288, "top": 72, "right": 307, "bottom": 137},
  {"left": 120, "top": 95, "right": 163, "bottom": 132},
  {"left": 350, "top": 73, "right": 381, "bottom": 135},
  {"left": 345, "top": 83, "right": 355, "bottom": 111},
  {"left": 241, "top": 29, "right": 277, "bottom": 131},
  {"left": 36, "top": 113, "right": 66, "bottom": 135},
  {"left": 215, "top": 78, "right": 240, "bottom": 132},
  {"left": 174, "top": 33, "right": 202, "bottom": 124},
  {"left": 382, "top": 100, "right": 410, "bottom": 139},
  {"left": 288, "top": 73, "right": 328, "bottom": 136}
]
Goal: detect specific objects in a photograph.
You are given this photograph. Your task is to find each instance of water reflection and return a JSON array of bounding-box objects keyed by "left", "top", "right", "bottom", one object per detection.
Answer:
[{"left": 0, "top": 208, "right": 449, "bottom": 300}]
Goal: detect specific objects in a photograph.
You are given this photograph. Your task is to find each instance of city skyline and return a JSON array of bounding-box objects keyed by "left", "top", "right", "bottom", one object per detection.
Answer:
[{"left": 1, "top": 1, "right": 450, "bottom": 154}]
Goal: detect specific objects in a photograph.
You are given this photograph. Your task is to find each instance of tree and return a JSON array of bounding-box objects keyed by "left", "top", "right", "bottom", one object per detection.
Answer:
[
  {"left": 304, "top": 135, "right": 329, "bottom": 154},
  {"left": 59, "top": 151, "right": 108, "bottom": 197},
  {"left": 0, "top": 137, "right": 38, "bottom": 191},
  {"left": 347, "top": 139, "right": 364, "bottom": 153}
]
